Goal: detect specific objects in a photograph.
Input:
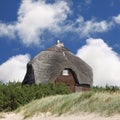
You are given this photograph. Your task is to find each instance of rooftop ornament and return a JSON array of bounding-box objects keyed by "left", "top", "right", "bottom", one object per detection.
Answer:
[{"left": 56, "top": 40, "right": 64, "bottom": 47}]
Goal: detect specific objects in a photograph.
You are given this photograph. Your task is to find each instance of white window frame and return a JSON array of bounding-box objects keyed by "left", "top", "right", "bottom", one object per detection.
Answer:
[{"left": 62, "top": 70, "right": 69, "bottom": 76}]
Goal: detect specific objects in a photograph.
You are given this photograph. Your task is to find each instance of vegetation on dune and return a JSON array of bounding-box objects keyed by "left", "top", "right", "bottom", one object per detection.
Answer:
[
  {"left": 0, "top": 82, "right": 70, "bottom": 112},
  {"left": 17, "top": 92, "right": 120, "bottom": 118},
  {"left": 0, "top": 81, "right": 120, "bottom": 118},
  {"left": 92, "top": 85, "right": 120, "bottom": 93}
]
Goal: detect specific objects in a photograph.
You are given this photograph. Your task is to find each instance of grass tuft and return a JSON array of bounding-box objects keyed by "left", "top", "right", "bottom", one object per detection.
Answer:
[{"left": 17, "top": 92, "right": 120, "bottom": 118}]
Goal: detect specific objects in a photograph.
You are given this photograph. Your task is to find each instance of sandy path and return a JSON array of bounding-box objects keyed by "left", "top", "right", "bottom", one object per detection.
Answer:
[{"left": 0, "top": 112, "right": 120, "bottom": 120}]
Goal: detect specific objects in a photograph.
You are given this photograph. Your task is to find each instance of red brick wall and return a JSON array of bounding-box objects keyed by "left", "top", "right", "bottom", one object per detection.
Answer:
[
  {"left": 55, "top": 70, "right": 91, "bottom": 92},
  {"left": 55, "top": 71, "right": 76, "bottom": 92}
]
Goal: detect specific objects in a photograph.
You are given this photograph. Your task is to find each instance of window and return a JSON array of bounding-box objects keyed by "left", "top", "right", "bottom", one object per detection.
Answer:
[{"left": 62, "top": 70, "right": 69, "bottom": 76}]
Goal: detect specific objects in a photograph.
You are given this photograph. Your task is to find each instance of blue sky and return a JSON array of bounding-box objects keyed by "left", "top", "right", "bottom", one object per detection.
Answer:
[{"left": 0, "top": 0, "right": 120, "bottom": 86}]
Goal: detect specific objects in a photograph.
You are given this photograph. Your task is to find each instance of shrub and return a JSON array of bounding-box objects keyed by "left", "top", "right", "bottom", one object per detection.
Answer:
[
  {"left": 92, "top": 86, "right": 120, "bottom": 93},
  {"left": 0, "top": 82, "right": 70, "bottom": 111}
]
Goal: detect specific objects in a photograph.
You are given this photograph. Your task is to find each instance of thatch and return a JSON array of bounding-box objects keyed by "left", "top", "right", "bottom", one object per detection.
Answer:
[{"left": 22, "top": 42, "right": 93, "bottom": 86}]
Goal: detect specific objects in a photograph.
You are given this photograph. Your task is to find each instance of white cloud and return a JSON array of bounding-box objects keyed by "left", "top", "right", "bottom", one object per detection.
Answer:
[
  {"left": 0, "top": 0, "right": 70, "bottom": 46},
  {"left": 113, "top": 14, "right": 120, "bottom": 24},
  {"left": 65, "top": 16, "right": 113, "bottom": 37},
  {"left": 80, "top": 20, "right": 112, "bottom": 36},
  {"left": 0, "top": 0, "right": 120, "bottom": 46},
  {"left": 76, "top": 38, "right": 120, "bottom": 87},
  {"left": 0, "top": 54, "right": 30, "bottom": 83},
  {"left": 0, "top": 23, "right": 16, "bottom": 39},
  {"left": 16, "top": 0, "right": 70, "bottom": 46}
]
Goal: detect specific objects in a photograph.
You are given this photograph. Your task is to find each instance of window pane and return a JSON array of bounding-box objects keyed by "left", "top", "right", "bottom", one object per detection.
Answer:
[{"left": 62, "top": 70, "right": 69, "bottom": 76}]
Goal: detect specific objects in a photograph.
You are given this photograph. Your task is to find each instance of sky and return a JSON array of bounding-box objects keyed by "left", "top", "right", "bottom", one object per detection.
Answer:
[{"left": 0, "top": 0, "right": 120, "bottom": 87}]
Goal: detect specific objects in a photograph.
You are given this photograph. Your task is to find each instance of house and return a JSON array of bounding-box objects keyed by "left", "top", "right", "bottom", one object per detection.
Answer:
[{"left": 22, "top": 41, "right": 93, "bottom": 92}]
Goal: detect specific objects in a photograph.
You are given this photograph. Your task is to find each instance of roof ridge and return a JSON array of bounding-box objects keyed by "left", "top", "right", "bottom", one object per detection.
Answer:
[{"left": 45, "top": 45, "right": 70, "bottom": 52}]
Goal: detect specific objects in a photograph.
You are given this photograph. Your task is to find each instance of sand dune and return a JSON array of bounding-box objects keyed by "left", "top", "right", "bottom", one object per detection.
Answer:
[{"left": 1, "top": 112, "right": 120, "bottom": 120}]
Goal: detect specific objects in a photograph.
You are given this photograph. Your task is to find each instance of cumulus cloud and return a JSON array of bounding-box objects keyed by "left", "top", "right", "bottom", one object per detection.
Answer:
[
  {"left": 0, "top": 54, "right": 30, "bottom": 83},
  {"left": 76, "top": 38, "right": 120, "bottom": 87},
  {"left": 113, "top": 14, "right": 120, "bottom": 24},
  {"left": 80, "top": 20, "right": 112, "bottom": 36},
  {"left": 0, "top": 0, "right": 70, "bottom": 46},
  {"left": 0, "top": 0, "right": 120, "bottom": 46},
  {"left": 16, "top": 0, "right": 70, "bottom": 45},
  {"left": 0, "top": 23, "right": 16, "bottom": 39},
  {"left": 65, "top": 16, "right": 113, "bottom": 37}
]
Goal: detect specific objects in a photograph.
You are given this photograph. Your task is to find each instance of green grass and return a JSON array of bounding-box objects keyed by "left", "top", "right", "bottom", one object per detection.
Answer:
[{"left": 17, "top": 92, "right": 120, "bottom": 118}]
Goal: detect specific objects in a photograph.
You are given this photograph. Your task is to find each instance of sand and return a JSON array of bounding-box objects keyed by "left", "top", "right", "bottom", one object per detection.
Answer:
[{"left": 0, "top": 112, "right": 120, "bottom": 120}]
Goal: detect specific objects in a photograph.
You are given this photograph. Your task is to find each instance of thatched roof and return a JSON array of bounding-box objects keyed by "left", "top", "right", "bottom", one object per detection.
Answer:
[{"left": 22, "top": 41, "right": 93, "bottom": 86}]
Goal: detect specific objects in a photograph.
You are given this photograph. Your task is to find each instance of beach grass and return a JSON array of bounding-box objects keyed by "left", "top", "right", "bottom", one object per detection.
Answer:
[{"left": 17, "top": 92, "right": 120, "bottom": 118}]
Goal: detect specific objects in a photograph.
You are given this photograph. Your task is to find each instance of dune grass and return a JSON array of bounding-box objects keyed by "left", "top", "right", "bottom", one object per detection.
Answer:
[{"left": 17, "top": 92, "right": 120, "bottom": 118}]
